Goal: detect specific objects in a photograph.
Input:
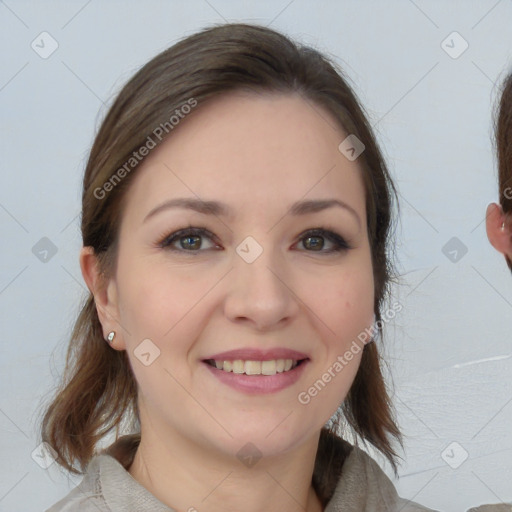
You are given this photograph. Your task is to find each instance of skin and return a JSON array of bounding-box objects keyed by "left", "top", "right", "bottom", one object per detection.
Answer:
[
  {"left": 80, "top": 91, "right": 375, "bottom": 512},
  {"left": 486, "top": 202, "right": 512, "bottom": 263}
]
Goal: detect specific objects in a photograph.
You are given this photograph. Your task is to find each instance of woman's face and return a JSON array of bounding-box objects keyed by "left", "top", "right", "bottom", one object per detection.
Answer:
[{"left": 101, "top": 91, "right": 374, "bottom": 458}]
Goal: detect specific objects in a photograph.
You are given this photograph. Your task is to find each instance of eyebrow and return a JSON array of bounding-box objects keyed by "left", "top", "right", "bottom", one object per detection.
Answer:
[{"left": 143, "top": 197, "right": 361, "bottom": 227}]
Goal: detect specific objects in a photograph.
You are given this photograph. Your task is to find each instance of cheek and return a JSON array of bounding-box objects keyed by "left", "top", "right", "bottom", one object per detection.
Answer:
[
  {"left": 299, "top": 267, "right": 372, "bottom": 420},
  {"left": 114, "top": 263, "right": 205, "bottom": 404},
  {"left": 314, "top": 262, "right": 375, "bottom": 345},
  {"left": 116, "top": 257, "right": 209, "bottom": 340}
]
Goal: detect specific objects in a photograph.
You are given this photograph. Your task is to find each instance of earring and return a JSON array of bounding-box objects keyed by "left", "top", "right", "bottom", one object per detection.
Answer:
[
  {"left": 501, "top": 221, "right": 506, "bottom": 230},
  {"left": 106, "top": 331, "right": 116, "bottom": 344}
]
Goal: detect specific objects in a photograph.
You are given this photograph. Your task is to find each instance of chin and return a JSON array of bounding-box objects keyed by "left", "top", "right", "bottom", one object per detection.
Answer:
[{"left": 218, "top": 418, "right": 320, "bottom": 461}]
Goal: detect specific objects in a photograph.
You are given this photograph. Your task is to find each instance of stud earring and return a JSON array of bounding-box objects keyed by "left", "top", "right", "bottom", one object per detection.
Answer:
[
  {"left": 501, "top": 221, "right": 506, "bottom": 230},
  {"left": 106, "top": 331, "right": 116, "bottom": 344}
]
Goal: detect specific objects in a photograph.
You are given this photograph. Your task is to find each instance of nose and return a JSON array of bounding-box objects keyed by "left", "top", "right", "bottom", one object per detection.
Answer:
[{"left": 223, "top": 243, "right": 299, "bottom": 331}]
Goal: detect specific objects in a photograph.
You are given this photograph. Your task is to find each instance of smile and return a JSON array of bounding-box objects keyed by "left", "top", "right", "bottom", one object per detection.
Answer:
[{"left": 205, "top": 358, "right": 304, "bottom": 375}]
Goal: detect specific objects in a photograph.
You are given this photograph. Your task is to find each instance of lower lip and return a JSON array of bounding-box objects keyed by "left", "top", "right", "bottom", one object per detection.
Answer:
[{"left": 203, "top": 360, "right": 309, "bottom": 394}]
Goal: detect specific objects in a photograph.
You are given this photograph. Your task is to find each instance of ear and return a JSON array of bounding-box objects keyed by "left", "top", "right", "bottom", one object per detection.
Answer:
[
  {"left": 485, "top": 203, "right": 512, "bottom": 260},
  {"left": 79, "top": 246, "right": 127, "bottom": 350}
]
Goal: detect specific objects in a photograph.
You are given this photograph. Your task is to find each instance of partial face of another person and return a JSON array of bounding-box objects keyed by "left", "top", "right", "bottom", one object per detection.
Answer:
[
  {"left": 98, "top": 91, "right": 375, "bottom": 459},
  {"left": 486, "top": 202, "right": 512, "bottom": 267},
  {"left": 486, "top": 74, "right": 512, "bottom": 270}
]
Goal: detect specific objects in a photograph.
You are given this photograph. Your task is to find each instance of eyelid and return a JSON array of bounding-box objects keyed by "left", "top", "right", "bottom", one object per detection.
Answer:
[
  {"left": 298, "top": 228, "right": 352, "bottom": 252},
  {"left": 157, "top": 226, "right": 219, "bottom": 250},
  {"left": 156, "top": 226, "right": 352, "bottom": 253}
]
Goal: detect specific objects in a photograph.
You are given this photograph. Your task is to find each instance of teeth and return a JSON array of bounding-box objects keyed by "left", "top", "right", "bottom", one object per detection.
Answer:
[
  {"left": 232, "top": 360, "right": 244, "bottom": 374},
  {"left": 261, "top": 360, "right": 276, "bottom": 375},
  {"left": 211, "top": 358, "right": 299, "bottom": 375},
  {"left": 245, "top": 360, "right": 261, "bottom": 375}
]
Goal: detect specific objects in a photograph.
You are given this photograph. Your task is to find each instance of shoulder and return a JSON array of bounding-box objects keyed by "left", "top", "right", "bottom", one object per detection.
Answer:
[
  {"left": 44, "top": 457, "right": 109, "bottom": 512},
  {"left": 45, "top": 435, "right": 174, "bottom": 512},
  {"left": 327, "top": 442, "right": 511, "bottom": 512},
  {"left": 323, "top": 443, "right": 436, "bottom": 512},
  {"left": 339, "top": 445, "right": 436, "bottom": 511},
  {"left": 45, "top": 435, "right": 138, "bottom": 512},
  {"left": 314, "top": 429, "right": 436, "bottom": 512}
]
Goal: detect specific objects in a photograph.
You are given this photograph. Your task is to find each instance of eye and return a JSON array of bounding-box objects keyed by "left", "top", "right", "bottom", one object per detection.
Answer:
[
  {"left": 157, "top": 227, "right": 219, "bottom": 253},
  {"left": 157, "top": 226, "right": 351, "bottom": 255},
  {"left": 295, "top": 228, "right": 351, "bottom": 253}
]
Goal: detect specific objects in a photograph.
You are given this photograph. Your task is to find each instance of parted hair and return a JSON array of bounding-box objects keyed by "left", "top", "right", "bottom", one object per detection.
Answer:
[{"left": 40, "top": 22, "right": 402, "bottom": 478}]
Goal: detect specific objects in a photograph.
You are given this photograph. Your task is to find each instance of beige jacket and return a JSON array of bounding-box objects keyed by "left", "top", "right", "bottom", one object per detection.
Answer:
[{"left": 45, "top": 431, "right": 510, "bottom": 512}]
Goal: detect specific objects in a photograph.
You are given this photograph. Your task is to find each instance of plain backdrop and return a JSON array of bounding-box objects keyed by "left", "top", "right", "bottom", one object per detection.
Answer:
[{"left": 1, "top": 1, "right": 511, "bottom": 511}]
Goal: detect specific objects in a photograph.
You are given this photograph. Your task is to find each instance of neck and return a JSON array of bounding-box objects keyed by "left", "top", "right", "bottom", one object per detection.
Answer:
[{"left": 127, "top": 421, "right": 324, "bottom": 512}]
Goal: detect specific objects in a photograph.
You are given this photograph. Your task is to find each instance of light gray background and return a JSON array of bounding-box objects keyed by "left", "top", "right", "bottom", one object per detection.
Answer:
[{"left": 1, "top": 1, "right": 511, "bottom": 511}]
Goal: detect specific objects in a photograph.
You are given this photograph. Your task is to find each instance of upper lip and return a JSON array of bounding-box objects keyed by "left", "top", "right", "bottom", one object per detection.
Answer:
[{"left": 204, "top": 348, "right": 309, "bottom": 361}]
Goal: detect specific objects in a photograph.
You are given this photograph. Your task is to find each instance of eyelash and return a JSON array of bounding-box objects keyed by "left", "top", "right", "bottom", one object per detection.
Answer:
[{"left": 156, "top": 226, "right": 351, "bottom": 255}]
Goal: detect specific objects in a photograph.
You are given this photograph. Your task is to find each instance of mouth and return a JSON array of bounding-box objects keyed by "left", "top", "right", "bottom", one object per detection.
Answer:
[{"left": 203, "top": 358, "right": 308, "bottom": 376}]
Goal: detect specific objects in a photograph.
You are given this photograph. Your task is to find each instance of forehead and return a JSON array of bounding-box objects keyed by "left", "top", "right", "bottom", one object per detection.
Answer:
[{"left": 121, "top": 91, "right": 367, "bottom": 225}]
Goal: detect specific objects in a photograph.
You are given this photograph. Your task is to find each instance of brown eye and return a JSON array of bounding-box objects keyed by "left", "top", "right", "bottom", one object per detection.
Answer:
[
  {"left": 178, "top": 234, "right": 202, "bottom": 250},
  {"left": 157, "top": 226, "right": 350, "bottom": 255},
  {"left": 159, "top": 227, "right": 219, "bottom": 253},
  {"left": 302, "top": 235, "right": 325, "bottom": 251},
  {"left": 298, "top": 229, "right": 351, "bottom": 253}
]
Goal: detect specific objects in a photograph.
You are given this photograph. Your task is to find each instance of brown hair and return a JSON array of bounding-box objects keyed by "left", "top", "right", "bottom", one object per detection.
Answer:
[
  {"left": 40, "top": 22, "right": 402, "bottom": 478},
  {"left": 495, "top": 71, "right": 512, "bottom": 269}
]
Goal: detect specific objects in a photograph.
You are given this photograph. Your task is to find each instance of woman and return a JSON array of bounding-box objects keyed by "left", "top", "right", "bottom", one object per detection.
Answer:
[
  {"left": 41, "top": 22, "right": 434, "bottom": 511},
  {"left": 486, "top": 72, "right": 512, "bottom": 267}
]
